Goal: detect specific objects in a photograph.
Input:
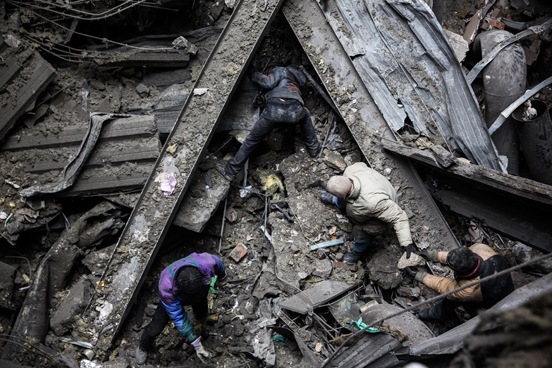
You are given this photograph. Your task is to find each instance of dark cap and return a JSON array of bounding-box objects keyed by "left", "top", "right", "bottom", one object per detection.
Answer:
[
  {"left": 446, "top": 247, "right": 478, "bottom": 275},
  {"left": 176, "top": 266, "right": 203, "bottom": 294}
]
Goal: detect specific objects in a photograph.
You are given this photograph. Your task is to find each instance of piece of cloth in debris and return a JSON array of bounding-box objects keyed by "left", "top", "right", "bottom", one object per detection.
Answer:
[{"left": 20, "top": 113, "right": 130, "bottom": 197}]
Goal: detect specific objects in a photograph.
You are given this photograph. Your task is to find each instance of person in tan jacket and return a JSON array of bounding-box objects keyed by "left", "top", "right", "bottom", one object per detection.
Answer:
[
  {"left": 409, "top": 243, "right": 514, "bottom": 322},
  {"left": 319, "top": 162, "right": 416, "bottom": 264}
]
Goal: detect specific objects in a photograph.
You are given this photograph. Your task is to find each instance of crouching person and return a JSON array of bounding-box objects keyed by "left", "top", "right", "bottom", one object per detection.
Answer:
[
  {"left": 136, "top": 252, "right": 227, "bottom": 365},
  {"left": 410, "top": 243, "right": 514, "bottom": 322}
]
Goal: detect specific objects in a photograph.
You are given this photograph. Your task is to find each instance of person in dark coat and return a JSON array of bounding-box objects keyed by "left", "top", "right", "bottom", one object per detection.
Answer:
[
  {"left": 221, "top": 65, "right": 321, "bottom": 181},
  {"left": 408, "top": 243, "right": 514, "bottom": 322}
]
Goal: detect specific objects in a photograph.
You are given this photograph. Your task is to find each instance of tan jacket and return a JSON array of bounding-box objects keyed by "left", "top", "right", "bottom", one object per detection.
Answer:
[
  {"left": 343, "top": 162, "right": 412, "bottom": 247},
  {"left": 422, "top": 243, "right": 497, "bottom": 303}
]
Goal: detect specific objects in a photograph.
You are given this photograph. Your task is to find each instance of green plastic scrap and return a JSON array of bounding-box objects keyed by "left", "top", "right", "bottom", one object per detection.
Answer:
[
  {"left": 209, "top": 277, "right": 218, "bottom": 294},
  {"left": 351, "top": 317, "right": 379, "bottom": 333},
  {"left": 272, "top": 334, "right": 287, "bottom": 346}
]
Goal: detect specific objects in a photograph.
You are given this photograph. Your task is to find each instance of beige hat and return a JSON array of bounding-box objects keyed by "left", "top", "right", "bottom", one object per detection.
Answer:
[{"left": 327, "top": 176, "right": 352, "bottom": 199}]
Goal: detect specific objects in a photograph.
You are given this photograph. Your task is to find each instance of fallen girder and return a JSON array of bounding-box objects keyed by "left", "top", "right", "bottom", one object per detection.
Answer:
[{"left": 78, "top": 0, "right": 286, "bottom": 356}]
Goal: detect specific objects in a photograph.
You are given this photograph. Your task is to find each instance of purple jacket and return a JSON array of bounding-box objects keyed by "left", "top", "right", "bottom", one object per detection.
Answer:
[{"left": 158, "top": 253, "right": 226, "bottom": 341}]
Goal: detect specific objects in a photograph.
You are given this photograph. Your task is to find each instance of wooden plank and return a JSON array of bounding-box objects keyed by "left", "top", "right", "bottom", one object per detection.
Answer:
[
  {"left": 381, "top": 139, "right": 552, "bottom": 208},
  {"left": 24, "top": 137, "right": 160, "bottom": 173},
  {"left": 58, "top": 166, "right": 151, "bottom": 196},
  {"left": 434, "top": 188, "right": 552, "bottom": 253},
  {"left": 96, "top": 50, "right": 190, "bottom": 68},
  {"left": 0, "top": 52, "right": 56, "bottom": 141},
  {"left": 1, "top": 115, "right": 157, "bottom": 151}
]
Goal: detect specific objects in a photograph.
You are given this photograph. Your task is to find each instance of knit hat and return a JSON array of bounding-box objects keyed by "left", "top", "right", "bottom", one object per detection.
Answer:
[
  {"left": 327, "top": 176, "right": 352, "bottom": 199},
  {"left": 176, "top": 266, "right": 203, "bottom": 294},
  {"left": 446, "top": 247, "right": 478, "bottom": 275}
]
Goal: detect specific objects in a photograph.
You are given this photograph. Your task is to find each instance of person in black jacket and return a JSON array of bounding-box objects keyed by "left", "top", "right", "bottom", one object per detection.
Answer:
[{"left": 221, "top": 65, "right": 321, "bottom": 181}]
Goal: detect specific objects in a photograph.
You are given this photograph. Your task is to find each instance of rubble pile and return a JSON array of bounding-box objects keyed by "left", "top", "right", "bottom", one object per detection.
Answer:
[{"left": 0, "top": 0, "right": 552, "bottom": 368}]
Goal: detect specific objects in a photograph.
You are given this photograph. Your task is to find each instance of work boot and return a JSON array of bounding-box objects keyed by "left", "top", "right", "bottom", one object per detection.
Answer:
[
  {"left": 418, "top": 308, "right": 434, "bottom": 322},
  {"left": 308, "top": 145, "right": 321, "bottom": 158},
  {"left": 136, "top": 346, "right": 147, "bottom": 365},
  {"left": 319, "top": 191, "right": 335, "bottom": 205},
  {"left": 216, "top": 167, "right": 235, "bottom": 182},
  {"left": 343, "top": 251, "right": 361, "bottom": 264}
]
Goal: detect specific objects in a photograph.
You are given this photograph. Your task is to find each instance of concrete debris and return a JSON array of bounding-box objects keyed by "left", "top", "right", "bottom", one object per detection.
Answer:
[
  {"left": 229, "top": 243, "right": 248, "bottom": 263},
  {"left": 1, "top": 0, "right": 552, "bottom": 367}
]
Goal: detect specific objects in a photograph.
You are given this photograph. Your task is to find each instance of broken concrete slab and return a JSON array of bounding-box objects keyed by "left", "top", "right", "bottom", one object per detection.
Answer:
[
  {"left": 361, "top": 301, "right": 435, "bottom": 347},
  {"left": 397, "top": 253, "right": 425, "bottom": 270},
  {"left": 172, "top": 167, "right": 230, "bottom": 233},
  {"left": 279, "top": 280, "right": 357, "bottom": 315},
  {"left": 367, "top": 242, "right": 402, "bottom": 290},
  {"left": 50, "top": 276, "right": 93, "bottom": 336},
  {"left": 444, "top": 29, "right": 469, "bottom": 62},
  {"left": 323, "top": 151, "right": 347, "bottom": 172}
]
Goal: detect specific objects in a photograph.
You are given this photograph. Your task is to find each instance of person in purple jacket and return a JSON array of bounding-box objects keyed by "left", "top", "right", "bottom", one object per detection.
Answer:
[{"left": 135, "top": 252, "right": 227, "bottom": 365}]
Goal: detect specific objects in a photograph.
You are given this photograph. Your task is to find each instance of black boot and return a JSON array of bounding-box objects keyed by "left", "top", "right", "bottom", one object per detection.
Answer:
[
  {"left": 319, "top": 191, "right": 335, "bottom": 205},
  {"left": 418, "top": 307, "right": 434, "bottom": 321},
  {"left": 343, "top": 252, "right": 361, "bottom": 264}
]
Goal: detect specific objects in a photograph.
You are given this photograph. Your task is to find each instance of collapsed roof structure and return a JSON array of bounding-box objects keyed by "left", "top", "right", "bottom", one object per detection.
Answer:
[{"left": 1, "top": 0, "right": 552, "bottom": 367}]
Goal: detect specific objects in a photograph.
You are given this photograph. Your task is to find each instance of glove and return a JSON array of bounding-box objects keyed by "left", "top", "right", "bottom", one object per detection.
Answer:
[
  {"left": 246, "top": 64, "right": 258, "bottom": 79},
  {"left": 404, "top": 243, "right": 417, "bottom": 259},
  {"left": 191, "top": 337, "right": 213, "bottom": 364},
  {"left": 414, "top": 271, "right": 428, "bottom": 283},
  {"left": 418, "top": 249, "right": 438, "bottom": 262}
]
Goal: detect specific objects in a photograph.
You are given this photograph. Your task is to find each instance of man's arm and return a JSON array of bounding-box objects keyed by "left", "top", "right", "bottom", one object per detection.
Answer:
[
  {"left": 372, "top": 198, "right": 413, "bottom": 247},
  {"left": 251, "top": 67, "right": 286, "bottom": 90},
  {"left": 211, "top": 255, "right": 227, "bottom": 281},
  {"left": 420, "top": 274, "right": 482, "bottom": 302},
  {"left": 162, "top": 299, "right": 197, "bottom": 342}
]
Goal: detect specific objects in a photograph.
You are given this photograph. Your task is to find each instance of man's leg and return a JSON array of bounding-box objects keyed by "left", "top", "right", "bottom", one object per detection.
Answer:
[
  {"left": 224, "top": 113, "right": 275, "bottom": 180},
  {"left": 344, "top": 230, "right": 375, "bottom": 264},
  {"left": 139, "top": 303, "right": 170, "bottom": 351},
  {"left": 191, "top": 295, "right": 209, "bottom": 321},
  {"left": 297, "top": 107, "right": 321, "bottom": 157}
]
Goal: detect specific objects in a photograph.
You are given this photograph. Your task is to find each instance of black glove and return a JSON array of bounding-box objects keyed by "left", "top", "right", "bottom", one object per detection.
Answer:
[
  {"left": 246, "top": 64, "right": 258, "bottom": 79},
  {"left": 404, "top": 243, "right": 417, "bottom": 259},
  {"left": 404, "top": 267, "right": 416, "bottom": 278}
]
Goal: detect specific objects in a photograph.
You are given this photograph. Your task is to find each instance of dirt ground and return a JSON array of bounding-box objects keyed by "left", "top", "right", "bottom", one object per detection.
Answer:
[{"left": 1, "top": 0, "right": 552, "bottom": 367}]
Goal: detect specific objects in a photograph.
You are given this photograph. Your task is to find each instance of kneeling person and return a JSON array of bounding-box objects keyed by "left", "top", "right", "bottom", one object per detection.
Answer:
[
  {"left": 136, "top": 252, "right": 227, "bottom": 365},
  {"left": 320, "top": 162, "right": 416, "bottom": 264}
]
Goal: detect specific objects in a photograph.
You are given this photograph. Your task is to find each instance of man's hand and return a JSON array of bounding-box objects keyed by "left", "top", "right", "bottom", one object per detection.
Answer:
[
  {"left": 404, "top": 243, "right": 417, "bottom": 259},
  {"left": 191, "top": 337, "right": 213, "bottom": 364},
  {"left": 418, "top": 249, "right": 439, "bottom": 262}
]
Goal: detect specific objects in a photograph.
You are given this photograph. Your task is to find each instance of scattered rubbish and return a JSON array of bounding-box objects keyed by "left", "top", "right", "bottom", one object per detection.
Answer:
[
  {"left": 225, "top": 206, "right": 238, "bottom": 222},
  {"left": 60, "top": 338, "right": 95, "bottom": 350},
  {"left": 272, "top": 334, "right": 287, "bottom": 346},
  {"left": 229, "top": 243, "right": 248, "bottom": 263},
  {"left": 350, "top": 317, "right": 380, "bottom": 333},
  {"left": 193, "top": 87, "right": 209, "bottom": 95},
  {"left": 155, "top": 172, "right": 177, "bottom": 195},
  {"left": 273, "top": 204, "right": 294, "bottom": 223},
  {"left": 280, "top": 280, "right": 356, "bottom": 314},
  {"left": 310, "top": 238, "right": 344, "bottom": 251},
  {"left": 239, "top": 185, "right": 253, "bottom": 198}
]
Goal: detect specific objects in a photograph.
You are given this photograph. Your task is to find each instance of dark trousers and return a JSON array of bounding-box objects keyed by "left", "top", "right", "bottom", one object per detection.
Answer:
[
  {"left": 428, "top": 298, "right": 479, "bottom": 322},
  {"left": 225, "top": 99, "right": 320, "bottom": 178},
  {"left": 139, "top": 296, "right": 208, "bottom": 350},
  {"left": 334, "top": 197, "right": 376, "bottom": 254}
]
